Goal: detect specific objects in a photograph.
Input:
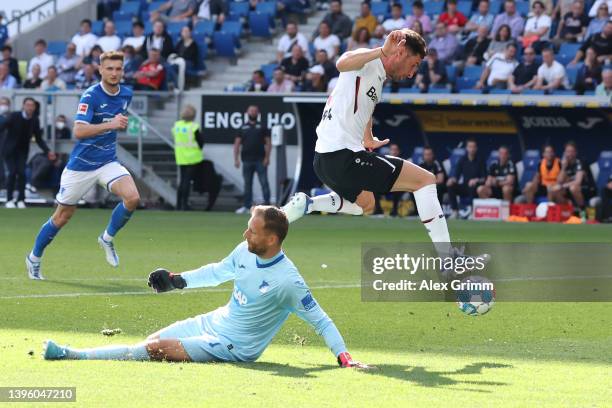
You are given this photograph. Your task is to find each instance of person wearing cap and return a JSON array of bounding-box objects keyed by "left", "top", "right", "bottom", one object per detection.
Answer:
[{"left": 302, "top": 65, "right": 327, "bottom": 92}]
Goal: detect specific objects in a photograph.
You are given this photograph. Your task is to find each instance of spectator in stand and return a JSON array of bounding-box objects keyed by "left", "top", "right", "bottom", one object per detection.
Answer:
[
  {"left": 248, "top": 70, "right": 269, "bottom": 92},
  {"left": 509, "top": 46, "right": 539, "bottom": 93},
  {"left": 316, "top": 0, "right": 352, "bottom": 40},
  {"left": 0, "top": 46, "right": 21, "bottom": 85},
  {"left": 369, "top": 25, "right": 386, "bottom": 48},
  {"left": 301, "top": 65, "right": 327, "bottom": 92},
  {"left": 595, "top": 66, "right": 612, "bottom": 97},
  {"left": 0, "top": 14, "right": 8, "bottom": 48},
  {"left": 267, "top": 68, "right": 295, "bottom": 93},
  {"left": 122, "top": 45, "right": 142, "bottom": 85},
  {"left": 281, "top": 44, "right": 309, "bottom": 83},
  {"left": 571, "top": 21, "right": 612, "bottom": 65},
  {"left": 405, "top": 1, "right": 432, "bottom": 34},
  {"left": 429, "top": 23, "right": 459, "bottom": 64},
  {"left": 575, "top": 47, "right": 603, "bottom": 93},
  {"left": 347, "top": 27, "right": 371, "bottom": 51},
  {"left": 315, "top": 49, "right": 339, "bottom": 82},
  {"left": 523, "top": 144, "right": 560, "bottom": 203},
  {"left": 485, "top": 24, "right": 513, "bottom": 61},
  {"left": 382, "top": 4, "right": 407, "bottom": 34},
  {"left": 588, "top": 0, "right": 612, "bottom": 17},
  {"left": 23, "top": 64, "right": 43, "bottom": 89},
  {"left": 353, "top": 2, "right": 378, "bottom": 36},
  {"left": 554, "top": 0, "right": 588, "bottom": 45},
  {"left": 75, "top": 63, "right": 98, "bottom": 89},
  {"left": 419, "top": 146, "right": 447, "bottom": 205},
  {"left": 123, "top": 21, "right": 146, "bottom": 53},
  {"left": 534, "top": 48, "right": 569, "bottom": 91},
  {"left": 57, "top": 43, "right": 80, "bottom": 85},
  {"left": 586, "top": 3, "right": 609, "bottom": 38},
  {"left": 82, "top": 45, "right": 104, "bottom": 72},
  {"left": 465, "top": 0, "right": 495, "bottom": 40},
  {"left": 276, "top": 22, "right": 310, "bottom": 63},
  {"left": 462, "top": 25, "right": 492, "bottom": 66},
  {"left": 447, "top": 138, "right": 486, "bottom": 218},
  {"left": 0, "top": 62, "right": 17, "bottom": 89},
  {"left": 476, "top": 43, "right": 518, "bottom": 89},
  {"left": 530, "top": 0, "right": 554, "bottom": 15},
  {"left": 193, "top": 0, "right": 227, "bottom": 28},
  {"left": 54, "top": 115, "right": 71, "bottom": 140},
  {"left": 477, "top": 145, "right": 517, "bottom": 201},
  {"left": 134, "top": 48, "right": 166, "bottom": 90},
  {"left": 411, "top": 21, "right": 426, "bottom": 40},
  {"left": 313, "top": 21, "right": 341, "bottom": 60},
  {"left": 143, "top": 20, "right": 175, "bottom": 60},
  {"left": 72, "top": 19, "right": 98, "bottom": 58},
  {"left": 97, "top": 0, "right": 120, "bottom": 20},
  {"left": 150, "top": 0, "right": 198, "bottom": 22},
  {"left": 521, "top": 1, "right": 552, "bottom": 50},
  {"left": 96, "top": 21, "right": 122, "bottom": 52},
  {"left": 491, "top": 0, "right": 525, "bottom": 39},
  {"left": 41, "top": 66, "right": 67, "bottom": 91},
  {"left": 439, "top": 0, "right": 468, "bottom": 35},
  {"left": 28, "top": 39, "right": 54, "bottom": 80},
  {"left": 549, "top": 141, "right": 589, "bottom": 211},
  {"left": 415, "top": 48, "right": 447, "bottom": 92},
  {"left": 175, "top": 25, "right": 199, "bottom": 69}
]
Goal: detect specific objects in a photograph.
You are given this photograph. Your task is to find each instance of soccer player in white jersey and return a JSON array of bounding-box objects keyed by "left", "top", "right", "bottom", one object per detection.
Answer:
[
  {"left": 44, "top": 206, "right": 372, "bottom": 369},
  {"left": 25, "top": 51, "right": 139, "bottom": 280},
  {"left": 283, "top": 29, "right": 456, "bottom": 259}
]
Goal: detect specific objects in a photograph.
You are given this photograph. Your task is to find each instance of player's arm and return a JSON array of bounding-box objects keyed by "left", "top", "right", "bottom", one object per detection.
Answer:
[
  {"left": 73, "top": 116, "right": 128, "bottom": 139},
  {"left": 362, "top": 116, "right": 389, "bottom": 150},
  {"left": 336, "top": 30, "right": 405, "bottom": 72},
  {"left": 147, "top": 244, "right": 241, "bottom": 292}
]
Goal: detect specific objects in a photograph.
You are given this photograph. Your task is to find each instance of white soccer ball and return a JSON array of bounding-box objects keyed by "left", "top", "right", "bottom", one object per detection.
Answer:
[
  {"left": 535, "top": 202, "right": 550, "bottom": 218},
  {"left": 456, "top": 275, "right": 495, "bottom": 316}
]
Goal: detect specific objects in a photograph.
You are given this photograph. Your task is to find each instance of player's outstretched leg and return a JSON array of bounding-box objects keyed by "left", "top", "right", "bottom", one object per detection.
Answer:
[
  {"left": 98, "top": 176, "right": 140, "bottom": 268},
  {"left": 282, "top": 191, "right": 364, "bottom": 223},
  {"left": 43, "top": 339, "right": 150, "bottom": 361},
  {"left": 27, "top": 205, "right": 76, "bottom": 280}
]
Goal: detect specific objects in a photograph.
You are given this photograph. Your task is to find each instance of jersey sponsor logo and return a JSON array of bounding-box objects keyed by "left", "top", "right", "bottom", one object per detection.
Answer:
[
  {"left": 301, "top": 292, "right": 317, "bottom": 311},
  {"left": 366, "top": 86, "right": 378, "bottom": 103},
  {"left": 258, "top": 280, "right": 270, "bottom": 294},
  {"left": 77, "top": 103, "right": 88, "bottom": 115},
  {"left": 233, "top": 287, "right": 248, "bottom": 305}
]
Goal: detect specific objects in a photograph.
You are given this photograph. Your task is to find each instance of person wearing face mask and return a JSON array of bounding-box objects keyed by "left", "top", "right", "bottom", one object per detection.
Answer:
[
  {"left": 55, "top": 115, "right": 71, "bottom": 140},
  {"left": 0, "top": 97, "right": 10, "bottom": 194}
]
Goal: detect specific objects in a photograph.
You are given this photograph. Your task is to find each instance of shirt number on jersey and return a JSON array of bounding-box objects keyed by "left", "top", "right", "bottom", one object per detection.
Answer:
[{"left": 321, "top": 108, "right": 332, "bottom": 121}]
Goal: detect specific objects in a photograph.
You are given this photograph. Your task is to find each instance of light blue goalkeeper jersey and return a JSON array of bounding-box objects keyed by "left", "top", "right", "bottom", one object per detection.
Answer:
[{"left": 181, "top": 241, "right": 347, "bottom": 362}]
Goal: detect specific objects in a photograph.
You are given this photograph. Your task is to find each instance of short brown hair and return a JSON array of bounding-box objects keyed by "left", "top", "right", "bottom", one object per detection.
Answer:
[
  {"left": 252, "top": 206, "right": 289, "bottom": 244},
  {"left": 100, "top": 50, "right": 124, "bottom": 64},
  {"left": 401, "top": 28, "right": 427, "bottom": 59}
]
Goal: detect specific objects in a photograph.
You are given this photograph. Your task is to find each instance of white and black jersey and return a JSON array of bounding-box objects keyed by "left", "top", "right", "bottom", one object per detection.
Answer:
[
  {"left": 315, "top": 56, "right": 387, "bottom": 153},
  {"left": 488, "top": 159, "right": 516, "bottom": 183}
]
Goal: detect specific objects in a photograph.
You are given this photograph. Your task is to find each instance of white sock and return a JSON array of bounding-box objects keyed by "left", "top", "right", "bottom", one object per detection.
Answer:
[
  {"left": 66, "top": 344, "right": 150, "bottom": 360},
  {"left": 29, "top": 252, "right": 41, "bottom": 262},
  {"left": 310, "top": 192, "right": 363, "bottom": 216},
  {"left": 413, "top": 184, "right": 452, "bottom": 257},
  {"left": 102, "top": 230, "right": 113, "bottom": 242}
]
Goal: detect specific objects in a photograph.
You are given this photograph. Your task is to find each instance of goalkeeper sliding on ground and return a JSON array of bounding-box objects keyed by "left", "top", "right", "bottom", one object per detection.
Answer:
[{"left": 43, "top": 205, "right": 372, "bottom": 369}]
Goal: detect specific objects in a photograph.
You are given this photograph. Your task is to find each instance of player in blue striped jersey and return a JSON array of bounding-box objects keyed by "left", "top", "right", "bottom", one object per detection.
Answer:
[
  {"left": 43, "top": 206, "right": 372, "bottom": 369},
  {"left": 26, "top": 51, "right": 139, "bottom": 279}
]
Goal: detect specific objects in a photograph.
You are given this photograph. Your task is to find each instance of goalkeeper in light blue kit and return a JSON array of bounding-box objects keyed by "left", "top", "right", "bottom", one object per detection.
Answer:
[{"left": 44, "top": 206, "right": 371, "bottom": 369}]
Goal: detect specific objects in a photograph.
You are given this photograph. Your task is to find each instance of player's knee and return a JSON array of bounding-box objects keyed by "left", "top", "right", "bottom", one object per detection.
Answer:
[
  {"left": 52, "top": 209, "right": 74, "bottom": 227},
  {"left": 124, "top": 193, "right": 140, "bottom": 211}
]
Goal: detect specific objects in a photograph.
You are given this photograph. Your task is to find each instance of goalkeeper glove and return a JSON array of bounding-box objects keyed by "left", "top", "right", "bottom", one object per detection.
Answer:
[
  {"left": 337, "top": 352, "right": 375, "bottom": 369},
  {"left": 147, "top": 268, "right": 187, "bottom": 292}
]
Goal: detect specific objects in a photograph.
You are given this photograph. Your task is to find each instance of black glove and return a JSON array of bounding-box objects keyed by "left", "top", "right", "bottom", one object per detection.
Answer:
[{"left": 147, "top": 268, "right": 187, "bottom": 292}]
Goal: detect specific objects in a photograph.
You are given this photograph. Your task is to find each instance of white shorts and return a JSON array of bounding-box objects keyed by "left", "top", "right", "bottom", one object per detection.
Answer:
[{"left": 56, "top": 161, "right": 131, "bottom": 206}]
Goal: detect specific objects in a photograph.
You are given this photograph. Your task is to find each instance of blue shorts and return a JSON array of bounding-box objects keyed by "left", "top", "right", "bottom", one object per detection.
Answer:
[{"left": 157, "top": 316, "right": 236, "bottom": 363}]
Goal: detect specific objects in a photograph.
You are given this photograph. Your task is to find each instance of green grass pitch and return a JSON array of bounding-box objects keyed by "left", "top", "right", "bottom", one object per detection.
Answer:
[{"left": 0, "top": 208, "right": 610, "bottom": 407}]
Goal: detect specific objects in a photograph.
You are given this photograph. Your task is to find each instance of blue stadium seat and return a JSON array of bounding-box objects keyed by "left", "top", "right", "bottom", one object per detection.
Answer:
[
  {"left": 166, "top": 21, "right": 188, "bottom": 37},
  {"left": 489, "top": 88, "right": 512, "bottom": 94},
  {"left": 249, "top": 12, "right": 274, "bottom": 38},
  {"left": 551, "top": 89, "right": 577, "bottom": 95},
  {"left": 596, "top": 151, "right": 612, "bottom": 190},
  {"left": 424, "top": 1, "right": 444, "bottom": 16},
  {"left": 213, "top": 32, "right": 239, "bottom": 58},
  {"left": 565, "top": 63, "right": 582, "bottom": 87},
  {"left": 230, "top": 1, "right": 250, "bottom": 18},
  {"left": 260, "top": 63, "right": 278, "bottom": 81},
  {"left": 456, "top": 76, "right": 477, "bottom": 89},
  {"left": 458, "top": 88, "right": 483, "bottom": 94},
  {"left": 256, "top": 1, "right": 277, "bottom": 16},
  {"left": 221, "top": 21, "right": 243, "bottom": 39},
  {"left": 92, "top": 20, "right": 104, "bottom": 35},
  {"left": 371, "top": 1, "right": 389, "bottom": 21},
  {"left": 47, "top": 41, "right": 67, "bottom": 56},
  {"left": 428, "top": 87, "right": 449, "bottom": 94},
  {"left": 411, "top": 146, "right": 424, "bottom": 163},
  {"left": 144, "top": 21, "right": 153, "bottom": 35},
  {"left": 148, "top": 1, "right": 167, "bottom": 11},
  {"left": 457, "top": 1, "right": 472, "bottom": 17},
  {"left": 516, "top": 1, "right": 530, "bottom": 16},
  {"left": 120, "top": 1, "right": 141, "bottom": 14},
  {"left": 395, "top": 0, "right": 413, "bottom": 13},
  {"left": 197, "top": 42, "right": 208, "bottom": 63},
  {"left": 558, "top": 43, "right": 582, "bottom": 65},
  {"left": 487, "top": 149, "right": 500, "bottom": 168},
  {"left": 522, "top": 89, "right": 545, "bottom": 94},
  {"left": 445, "top": 65, "right": 456, "bottom": 83},
  {"left": 463, "top": 65, "right": 483, "bottom": 80},
  {"left": 115, "top": 21, "right": 133, "bottom": 37},
  {"left": 584, "top": 90, "right": 595, "bottom": 95},
  {"left": 225, "top": 84, "right": 247, "bottom": 92},
  {"left": 519, "top": 149, "right": 541, "bottom": 189},
  {"left": 398, "top": 87, "right": 421, "bottom": 93},
  {"left": 194, "top": 20, "right": 215, "bottom": 37},
  {"left": 113, "top": 10, "right": 135, "bottom": 21},
  {"left": 449, "top": 148, "right": 466, "bottom": 177},
  {"left": 489, "top": 0, "right": 503, "bottom": 14}
]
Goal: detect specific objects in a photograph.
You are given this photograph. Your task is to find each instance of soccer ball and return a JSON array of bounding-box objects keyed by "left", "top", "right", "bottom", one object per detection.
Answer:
[{"left": 455, "top": 275, "right": 495, "bottom": 316}]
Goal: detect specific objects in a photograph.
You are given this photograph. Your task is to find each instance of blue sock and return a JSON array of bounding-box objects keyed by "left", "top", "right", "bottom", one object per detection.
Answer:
[
  {"left": 32, "top": 218, "right": 60, "bottom": 258},
  {"left": 66, "top": 344, "right": 150, "bottom": 360},
  {"left": 105, "top": 202, "right": 134, "bottom": 238}
]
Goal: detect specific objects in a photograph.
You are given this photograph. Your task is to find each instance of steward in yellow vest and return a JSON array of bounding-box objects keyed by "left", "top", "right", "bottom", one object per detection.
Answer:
[{"left": 173, "top": 105, "right": 203, "bottom": 210}]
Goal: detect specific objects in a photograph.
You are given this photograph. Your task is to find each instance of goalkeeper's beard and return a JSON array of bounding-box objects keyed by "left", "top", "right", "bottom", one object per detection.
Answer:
[{"left": 247, "top": 241, "right": 267, "bottom": 256}]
